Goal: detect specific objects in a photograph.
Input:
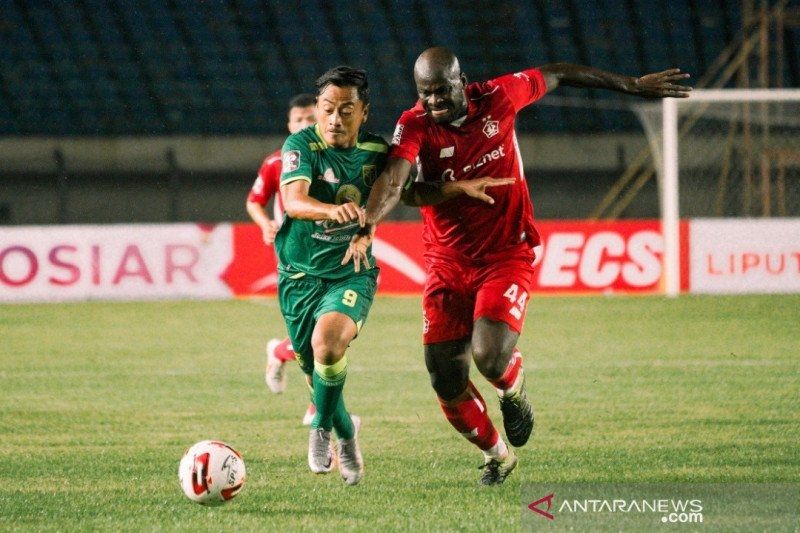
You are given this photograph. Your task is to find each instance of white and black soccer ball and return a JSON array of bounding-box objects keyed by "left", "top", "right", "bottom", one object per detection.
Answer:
[{"left": 178, "top": 440, "right": 246, "bottom": 506}]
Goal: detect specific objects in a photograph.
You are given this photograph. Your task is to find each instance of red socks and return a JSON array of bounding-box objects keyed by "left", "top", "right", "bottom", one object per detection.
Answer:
[
  {"left": 490, "top": 348, "right": 523, "bottom": 393},
  {"left": 273, "top": 337, "right": 296, "bottom": 362},
  {"left": 438, "top": 381, "right": 500, "bottom": 451}
]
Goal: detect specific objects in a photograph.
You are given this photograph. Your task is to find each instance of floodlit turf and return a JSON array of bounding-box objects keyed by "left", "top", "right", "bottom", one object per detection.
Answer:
[{"left": 1, "top": 295, "right": 798, "bottom": 531}]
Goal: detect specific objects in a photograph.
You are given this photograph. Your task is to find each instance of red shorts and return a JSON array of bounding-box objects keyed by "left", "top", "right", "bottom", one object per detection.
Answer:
[{"left": 422, "top": 253, "right": 535, "bottom": 345}]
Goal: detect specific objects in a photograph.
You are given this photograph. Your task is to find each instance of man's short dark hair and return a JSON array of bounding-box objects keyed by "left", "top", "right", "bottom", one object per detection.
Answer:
[
  {"left": 288, "top": 93, "right": 316, "bottom": 111},
  {"left": 315, "top": 66, "right": 369, "bottom": 105}
]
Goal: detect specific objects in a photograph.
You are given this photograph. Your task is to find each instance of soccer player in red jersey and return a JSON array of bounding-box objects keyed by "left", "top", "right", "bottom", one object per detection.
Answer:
[
  {"left": 344, "top": 47, "right": 691, "bottom": 484},
  {"left": 246, "top": 94, "right": 317, "bottom": 424}
]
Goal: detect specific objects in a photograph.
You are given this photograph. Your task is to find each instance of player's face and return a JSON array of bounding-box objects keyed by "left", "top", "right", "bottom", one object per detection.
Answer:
[
  {"left": 416, "top": 72, "right": 467, "bottom": 124},
  {"left": 315, "top": 85, "right": 368, "bottom": 149},
  {"left": 287, "top": 105, "right": 315, "bottom": 134}
]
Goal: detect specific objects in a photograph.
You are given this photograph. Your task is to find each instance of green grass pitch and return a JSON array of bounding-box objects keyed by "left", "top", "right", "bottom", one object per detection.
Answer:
[{"left": 1, "top": 295, "right": 798, "bottom": 531}]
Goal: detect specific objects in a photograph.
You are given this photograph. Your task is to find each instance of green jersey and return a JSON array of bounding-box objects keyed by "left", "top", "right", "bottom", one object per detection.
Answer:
[{"left": 275, "top": 124, "right": 388, "bottom": 279}]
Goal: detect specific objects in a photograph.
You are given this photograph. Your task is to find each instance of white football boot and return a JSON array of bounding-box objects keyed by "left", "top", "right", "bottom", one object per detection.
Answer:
[
  {"left": 307, "top": 427, "right": 335, "bottom": 474},
  {"left": 337, "top": 415, "right": 364, "bottom": 486}
]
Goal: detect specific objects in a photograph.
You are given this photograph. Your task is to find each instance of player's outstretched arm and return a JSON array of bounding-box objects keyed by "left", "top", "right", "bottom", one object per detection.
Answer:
[
  {"left": 281, "top": 180, "right": 364, "bottom": 225},
  {"left": 402, "top": 177, "right": 516, "bottom": 206},
  {"left": 539, "top": 63, "right": 691, "bottom": 99}
]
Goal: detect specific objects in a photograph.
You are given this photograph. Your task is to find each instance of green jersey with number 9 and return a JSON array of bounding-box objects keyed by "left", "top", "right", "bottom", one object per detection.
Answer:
[{"left": 276, "top": 124, "right": 388, "bottom": 279}]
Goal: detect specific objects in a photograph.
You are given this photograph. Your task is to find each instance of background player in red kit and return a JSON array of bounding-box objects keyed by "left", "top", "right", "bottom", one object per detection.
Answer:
[
  {"left": 344, "top": 47, "right": 691, "bottom": 484},
  {"left": 246, "top": 93, "right": 317, "bottom": 423}
]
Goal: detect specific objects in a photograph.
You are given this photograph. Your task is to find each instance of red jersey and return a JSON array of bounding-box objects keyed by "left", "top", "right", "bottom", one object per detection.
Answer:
[
  {"left": 247, "top": 148, "right": 285, "bottom": 221},
  {"left": 390, "top": 68, "right": 547, "bottom": 261}
]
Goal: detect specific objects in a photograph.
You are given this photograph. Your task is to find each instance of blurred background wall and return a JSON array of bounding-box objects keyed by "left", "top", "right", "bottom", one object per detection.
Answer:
[{"left": 1, "top": 0, "right": 797, "bottom": 225}]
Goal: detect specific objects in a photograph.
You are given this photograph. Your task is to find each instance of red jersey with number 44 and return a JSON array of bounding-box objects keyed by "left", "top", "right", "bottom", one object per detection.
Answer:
[{"left": 390, "top": 68, "right": 547, "bottom": 261}]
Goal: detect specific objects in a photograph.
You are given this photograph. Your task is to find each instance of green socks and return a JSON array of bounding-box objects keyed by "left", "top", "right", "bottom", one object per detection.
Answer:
[{"left": 311, "top": 357, "right": 355, "bottom": 439}]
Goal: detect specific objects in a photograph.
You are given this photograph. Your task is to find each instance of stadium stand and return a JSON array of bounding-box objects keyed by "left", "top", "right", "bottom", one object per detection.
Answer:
[{"left": 0, "top": 1, "right": 794, "bottom": 136}]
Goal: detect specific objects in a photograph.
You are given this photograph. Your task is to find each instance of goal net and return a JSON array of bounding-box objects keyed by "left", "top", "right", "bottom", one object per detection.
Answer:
[{"left": 634, "top": 89, "right": 800, "bottom": 295}]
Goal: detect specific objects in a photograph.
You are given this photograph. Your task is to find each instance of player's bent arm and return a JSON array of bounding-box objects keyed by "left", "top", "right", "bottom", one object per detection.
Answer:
[
  {"left": 281, "top": 179, "right": 362, "bottom": 224},
  {"left": 539, "top": 63, "right": 691, "bottom": 99},
  {"left": 246, "top": 199, "right": 278, "bottom": 244},
  {"left": 363, "top": 157, "right": 413, "bottom": 225},
  {"left": 245, "top": 199, "right": 272, "bottom": 228}
]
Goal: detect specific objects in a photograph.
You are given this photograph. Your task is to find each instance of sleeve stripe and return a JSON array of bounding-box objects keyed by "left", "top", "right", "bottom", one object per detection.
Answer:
[
  {"left": 356, "top": 141, "right": 389, "bottom": 153},
  {"left": 281, "top": 175, "right": 312, "bottom": 186}
]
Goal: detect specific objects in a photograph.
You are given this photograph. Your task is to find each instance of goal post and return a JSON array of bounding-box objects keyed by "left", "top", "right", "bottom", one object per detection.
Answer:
[{"left": 655, "top": 89, "right": 800, "bottom": 296}]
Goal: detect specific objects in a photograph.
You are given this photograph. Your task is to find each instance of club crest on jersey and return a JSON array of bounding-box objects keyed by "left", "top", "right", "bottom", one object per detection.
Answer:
[
  {"left": 335, "top": 184, "right": 362, "bottom": 206},
  {"left": 482, "top": 116, "right": 499, "bottom": 139},
  {"left": 439, "top": 146, "right": 454, "bottom": 158},
  {"left": 362, "top": 164, "right": 377, "bottom": 186},
  {"left": 282, "top": 150, "right": 301, "bottom": 172},
  {"left": 392, "top": 124, "right": 404, "bottom": 145}
]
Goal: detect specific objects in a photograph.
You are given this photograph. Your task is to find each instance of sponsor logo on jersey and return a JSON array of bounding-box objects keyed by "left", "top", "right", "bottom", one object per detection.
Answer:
[
  {"left": 317, "top": 168, "right": 340, "bottom": 184},
  {"left": 482, "top": 116, "right": 500, "bottom": 139},
  {"left": 439, "top": 146, "right": 454, "bottom": 158},
  {"left": 362, "top": 164, "right": 377, "bottom": 186},
  {"left": 392, "top": 124, "right": 404, "bottom": 145},
  {"left": 282, "top": 150, "right": 300, "bottom": 172},
  {"left": 315, "top": 219, "right": 360, "bottom": 235},
  {"left": 439, "top": 145, "right": 508, "bottom": 180},
  {"left": 513, "top": 71, "right": 530, "bottom": 81}
]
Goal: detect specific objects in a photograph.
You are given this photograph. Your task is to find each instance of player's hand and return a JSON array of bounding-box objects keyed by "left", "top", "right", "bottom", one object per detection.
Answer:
[
  {"left": 327, "top": 202, "right": 365, "bottom": 226},
  {"left": 261, "top": 220, "right": 279, "bottom": 245},
  {"left": 342, "top": 233, "right": 373, "bottom": 273},
  {"left": 454, "top": 177, "right": 516, "bottom": 204},
  {"left": 634, "top": 68, "right": 692, "bottom": 98}
]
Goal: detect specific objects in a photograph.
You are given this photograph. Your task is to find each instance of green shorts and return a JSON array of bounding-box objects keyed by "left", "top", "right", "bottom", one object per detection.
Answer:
[{"left": 277, "top": 269, "right": 379, "bottom": 375}]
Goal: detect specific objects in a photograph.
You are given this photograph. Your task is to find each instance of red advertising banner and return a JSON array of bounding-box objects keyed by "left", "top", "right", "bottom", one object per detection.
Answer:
[
  {"left": 531, "top": 220, "right": 689, "bottom": 294},
  {"left": 2, "top": 220, "right": 696, "bottom": 302},
  {"left": 220, "top": 222, "right": 427, "bottom": 296},
  {"left": 220, "top": 220, "right": 688, "bottom": 297}
]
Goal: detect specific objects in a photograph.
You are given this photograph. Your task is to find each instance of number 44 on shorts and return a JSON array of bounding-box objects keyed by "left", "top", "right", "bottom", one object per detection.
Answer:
[{"left": 503, "top": 284, "right": 528, "bottom": 320}]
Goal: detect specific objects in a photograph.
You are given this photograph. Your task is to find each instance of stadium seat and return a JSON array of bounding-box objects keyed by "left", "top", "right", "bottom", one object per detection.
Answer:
[{"left": 0, "top": 1, "right": 794, "bottom": 135}]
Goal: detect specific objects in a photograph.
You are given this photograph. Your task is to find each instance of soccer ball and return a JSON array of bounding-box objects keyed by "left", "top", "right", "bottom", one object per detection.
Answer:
[{"left": 178, "top": 440, "right": 246, "bottom": 505}]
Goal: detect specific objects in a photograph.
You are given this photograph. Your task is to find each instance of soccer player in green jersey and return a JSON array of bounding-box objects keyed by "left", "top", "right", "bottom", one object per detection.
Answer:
[{"left": 276, "top": 66, "right": 387, "bottom": 486}]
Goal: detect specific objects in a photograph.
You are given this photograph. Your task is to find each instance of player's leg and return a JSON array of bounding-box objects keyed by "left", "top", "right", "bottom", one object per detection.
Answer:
[
  {"left": 310, "top": 271, "right": 377, "bottom": 485},
  {"left": 472, "top": 258, "right": 536, "bottom": 448},
  {"left": 470, "top": 318, "right": 518, "bottom": 380},
  {"left": 277, "top": 274, "right": 336, "bottom": 474},
  {"left": 426, "top": 339, "right": 501, "bottom": 452},
  {"left": 265, "top": 336, "right": 295, "bottom": 393},
  {"left": 426, "top": 339, "right": 517, "bottom": 485},
  {"left": 265, "top": 335, "right": 314, "bottom": 424},
  {"left": 309, "top": 311, "right": 357, "bottom": 436},
  {"left": 423, "top": 263, "right": 515, "bottom": 484}
]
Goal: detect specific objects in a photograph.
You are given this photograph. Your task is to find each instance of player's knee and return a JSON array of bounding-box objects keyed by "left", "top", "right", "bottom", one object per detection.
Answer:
[
  {"left": 310, "top": 330, "right": 348, "bottom": 366},
  {"left": 471, "top": 343, "right": 507, "bottom": 379},
  {"left": 428, "top": 362, "right": 470, "bottom": 401},
  {"left": 429, "top": 370, "right": 468, "bottom": 402}
]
